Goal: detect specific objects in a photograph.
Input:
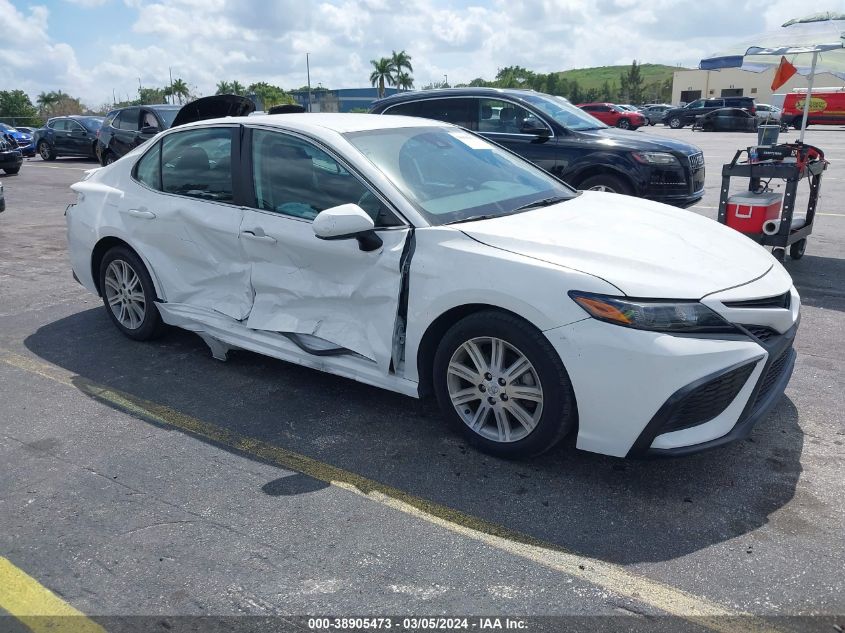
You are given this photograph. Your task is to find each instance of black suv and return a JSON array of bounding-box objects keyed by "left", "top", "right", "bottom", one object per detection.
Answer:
[
  {"left": 370, "top": 88, "right": 705, "bottom": 207},
  {"left": 663, "top": 97, "right": 756, "bottom": 129},
  {"left": 96, "top": 104, "right": 181, "bottom": 165}
]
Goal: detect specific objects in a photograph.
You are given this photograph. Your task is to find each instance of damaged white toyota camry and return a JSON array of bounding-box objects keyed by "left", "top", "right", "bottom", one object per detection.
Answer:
[{"left": 66, "top": 113, "right": 799, "bottom": 459}]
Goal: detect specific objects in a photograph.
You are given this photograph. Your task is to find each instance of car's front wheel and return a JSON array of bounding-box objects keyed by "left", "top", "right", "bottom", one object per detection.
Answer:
[
  {"left": 38, "top": 141, "right": 56, "bottom": 161},
  {"left": 578, "top": 173, "right": 632, "bottom": 195},
  {"left": 99, "top": 246, "right": 164, "bottom": 341},
  {"left": 616, "top": 119, "right": 631, "bottom": 129},
  {"left": 433, "top": 311, "right": 576, "bottom": 458}
]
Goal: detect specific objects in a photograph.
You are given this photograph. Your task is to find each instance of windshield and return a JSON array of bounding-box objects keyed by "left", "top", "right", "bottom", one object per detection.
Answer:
[
  {"left": 154, "top": 108, "right": 179, "bottom": 128},
  {"left": 517, "top": 93, "right": 608, "bottom": 131},
  {"left": 345, "top": 126, "right": 575, "bottom": 225},
  {"left": 79, "top": 117, "right": 104, "bottom": 132}
]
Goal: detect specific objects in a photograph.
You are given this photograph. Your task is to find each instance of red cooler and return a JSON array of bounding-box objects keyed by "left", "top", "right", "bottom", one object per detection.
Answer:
[{"left": 725, "top": 192, "right": 782, "bottom": 234}]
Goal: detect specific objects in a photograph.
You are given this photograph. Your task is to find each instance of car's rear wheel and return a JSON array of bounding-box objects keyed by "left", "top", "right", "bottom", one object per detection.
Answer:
[
  {"left": 38, "top": 141, "right": 56, "bottom": 161},
  {"left": 616, "top": 119, "right": 631, "bottom": 129},
  {"left": 3, "top": 167, "right": 20, "bottom": 175},
  {"left": 668, "top": 116, "right": 683, "bottom": 129},
  {"left": 578, "top": 173, "right": 632, "bottom": 195},
  {"left": 99, "top": 246, "right": 164, "bottom": 341},
  {"left": 433, "top": 311, "right": 576, "bottom": 458}
]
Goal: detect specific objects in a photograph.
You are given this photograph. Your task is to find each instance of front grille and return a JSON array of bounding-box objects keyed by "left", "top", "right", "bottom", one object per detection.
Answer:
[
  {"left": 688, "top": 152, "right": 705, "bottom": 192},
  {"left": 661, "top": 363, "right": 755, "bottom": 434},
  {"left": 725, "top": 292, "right": 790, "bottom": 309},
  {"left": 753, "top": 348, "right": 791, "bottom": 409},
  {"left": 743, "top": 325, "right": 779, "bottom": 342},
  {"left": 16, "top": 139, "right": 29, "bottom": 147}
]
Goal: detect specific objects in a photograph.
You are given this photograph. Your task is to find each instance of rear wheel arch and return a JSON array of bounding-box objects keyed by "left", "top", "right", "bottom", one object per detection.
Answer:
[{"left": 91, "top": 236, "right": 163, "bottom": 300}]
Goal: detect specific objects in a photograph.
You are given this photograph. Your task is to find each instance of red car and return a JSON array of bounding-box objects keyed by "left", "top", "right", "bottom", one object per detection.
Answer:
[{"left": 577, "top": 103, "right": 645, "bottom": 130}]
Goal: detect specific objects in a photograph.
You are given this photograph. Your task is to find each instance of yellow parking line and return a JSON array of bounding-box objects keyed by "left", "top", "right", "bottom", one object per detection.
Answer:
[
  {"left": 0, "top": 349, "right": 780, "bottom": 633},
  {"left": 0, "top": 556, "right": 106, "bottom": 633}
]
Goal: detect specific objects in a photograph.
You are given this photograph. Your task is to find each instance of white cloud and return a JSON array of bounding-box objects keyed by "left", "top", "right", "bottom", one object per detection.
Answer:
[{"left": 3, "top": 0, "right": 845, "bottom": 109}]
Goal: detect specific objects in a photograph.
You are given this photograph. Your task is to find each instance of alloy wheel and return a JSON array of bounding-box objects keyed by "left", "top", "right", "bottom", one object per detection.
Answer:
[
  {"left": 39, "top": 143, "right": 51, "bottom": 160},
  {"left": 446, "top": 337, "right": 544, "bottom": 443},
  {"left": 103, "top": 259, "right": 146, "bottom": 330}
]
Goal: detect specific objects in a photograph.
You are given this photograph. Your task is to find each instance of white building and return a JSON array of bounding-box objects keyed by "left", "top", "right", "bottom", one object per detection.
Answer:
[{"left": 672, "top": 67, "right": 845, "bottom": 105}]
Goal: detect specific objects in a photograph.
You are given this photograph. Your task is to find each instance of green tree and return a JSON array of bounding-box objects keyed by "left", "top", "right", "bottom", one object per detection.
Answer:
[
  {"left": 620, "top": 60, "right": 643, "bottom": 104},
  {"left": 231, "top": 80, "right": 245, "bottom": 96},
  {"left": 170, "top": 78, "right": 190, "bottom": 105},
  {"left": 247, "top": 82, "right": 294, "bottom": 109},
  {"left": 494, "top": 65, "right": 535, "bottom": 88},
  {"left": 369, "top": 57, "right": 395, "bottom": 98},
  {"left": 390, "top": 50, "right": 413, "bottom": 89},
  {"left": 138, "top": 87, "right": 166, "bottom": 105},
  {"left": 396, "top": 72, "right": 414, "bottom": 91},
  {"left": 215, "top": 81, "right": 233, "bottom": 95},
  {"left": 0, "top": 90, "right": 39, "bottom": 125}
]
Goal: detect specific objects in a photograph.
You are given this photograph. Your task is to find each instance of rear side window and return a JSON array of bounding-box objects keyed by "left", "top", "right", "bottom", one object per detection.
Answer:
[
  {"left": 416, "top": 99, "right": 477, "bottom": 130},
  {"left": 161, "top": 127, "right": 234, "bottom": 203},
  {"left": 384, "top": 102, "right": 421, "bottom": 116},
  {"left": 134, "top": 141, "right": 161, "bottom": 190},
  {"left": 116, "top": 110, "right": 140, "bottom": 131}
]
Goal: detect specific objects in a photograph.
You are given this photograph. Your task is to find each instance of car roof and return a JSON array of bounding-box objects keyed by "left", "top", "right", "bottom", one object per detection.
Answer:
[
  {"left": 176, "top": 112, "right": 453, "bottom": 135},
  {"left": 372, "top": 87, "right": 541, "bottom": 107}
]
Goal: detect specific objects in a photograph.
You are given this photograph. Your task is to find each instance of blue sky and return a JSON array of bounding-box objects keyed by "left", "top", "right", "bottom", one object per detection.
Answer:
[{"left": 2, "top": 0, "right": 844, "bottom": 108}]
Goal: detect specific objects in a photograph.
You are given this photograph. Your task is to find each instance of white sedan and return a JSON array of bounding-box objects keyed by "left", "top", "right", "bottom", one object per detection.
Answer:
[{"left": 66, "top": 113, "right": 799, "bottom": 459}]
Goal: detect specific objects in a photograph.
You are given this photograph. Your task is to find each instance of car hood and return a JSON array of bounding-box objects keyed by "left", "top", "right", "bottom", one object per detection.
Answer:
[
  {"left": 575, "top": 127, "right": 701, "bottom": 154},
  {"left": 172, "top": 94, "right": 256, "bottom": 127},
  {"left": 458, "top": 191, "right": 776, "bottom": 299}
]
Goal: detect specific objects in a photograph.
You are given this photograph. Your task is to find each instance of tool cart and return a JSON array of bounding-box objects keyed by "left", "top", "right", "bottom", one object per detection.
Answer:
[{"left": 717, "top": 142, "right": 827, "bottom": 261}]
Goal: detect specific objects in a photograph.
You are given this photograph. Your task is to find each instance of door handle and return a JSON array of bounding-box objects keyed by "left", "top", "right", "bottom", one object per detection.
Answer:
[
  {"left": 122, "top": 208, "right": 156, "bottom": 219},
  {"left": 240, "top": 228, "right": 277, "bottom": 244}
]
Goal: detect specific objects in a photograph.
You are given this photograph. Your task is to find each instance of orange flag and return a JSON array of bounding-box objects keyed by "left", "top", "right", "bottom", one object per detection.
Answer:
[{"left": 771, "top": 56, "right": 798, "bottom": 90}]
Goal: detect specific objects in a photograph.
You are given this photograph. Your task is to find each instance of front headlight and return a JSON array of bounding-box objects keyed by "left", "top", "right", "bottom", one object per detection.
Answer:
[
  {"left": 568, "top": 291, "right": 735, "bottom": 333},
  {"left": 631, "top": 151, "right": 680, "bottom": 166}
]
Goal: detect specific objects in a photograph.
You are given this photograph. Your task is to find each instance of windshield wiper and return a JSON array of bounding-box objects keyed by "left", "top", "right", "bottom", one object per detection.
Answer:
[
  {"left": 444, "top": 214, "right": 500, "bottom": 225},
  {"left": 512, "top": 196, "right": 571, "bottom": 212}
]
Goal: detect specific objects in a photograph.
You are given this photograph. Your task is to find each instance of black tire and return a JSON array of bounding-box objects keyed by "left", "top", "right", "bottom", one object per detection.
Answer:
[
  {"left": 3, "top": 167, "right": 20, "bottom": 175},
  {"left": 616, "top": 119, "right": 631, "bottom": 130},
  {"left": 91, "top": 141, "right": 99, "bottom": 160},
  {"left": 789, "top": 238, "right": 807, "bottom": 260},
  {"left": 668, "top": 116, "right": 683, "bottom": 129},
  {"left": 772, "top": 247, "right": 786, "bottom": 262},
  {"left": 38, "top": 141, "right": 56, "bottom": 161},
  {"left": 649, "top": 121, "right": 656, "bottom": 126},
  {"left": 98, "top": 246, "right": 165, "bottom": 341},
  {"left": 578, "top": 173, "right": 633, "bottom": 196},
  {"left": 792, "top": 117, "right": 804, "bottom": 130},
  {"left": 432, "top": 310, "right": 577, "bottom": 459},
  {"left": 103, "top": 152, "right": 117, "bottom": 166}
]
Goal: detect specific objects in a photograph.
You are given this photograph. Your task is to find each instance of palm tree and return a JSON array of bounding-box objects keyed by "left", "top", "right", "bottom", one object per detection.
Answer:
[
  {"left": 396, "top": 72, "right": 414, "bottom": 91},
  {"left": 370, "top": 58, "right": 395, "bottom": 98},
  {"left": 215, "top": 81, "right": 232, "bottom": 95},
  {"left": 36, "top": 91, "right": 59, "bottom": 114},
  {"left": 231, "top": 80, "right": 245, "bottom": 96},
  {"left": 390, "top": 50, "right": 413, "bottom": 88},
  {"left": 170, "top": 78, "right": 189, "bottom": 105}
]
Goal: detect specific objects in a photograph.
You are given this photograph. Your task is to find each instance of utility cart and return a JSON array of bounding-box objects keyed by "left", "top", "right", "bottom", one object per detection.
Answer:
[{"left": 717, "top": 143, "right": 827, "bottom": 262}]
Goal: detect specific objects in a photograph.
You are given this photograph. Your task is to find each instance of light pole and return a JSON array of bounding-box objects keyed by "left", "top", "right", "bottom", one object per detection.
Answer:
[
  {"left": 444, "top": 74, "right": 448, "bottom": 88},
  {"left": 306, "top": 53, "right": 313, "bottom": 113}
]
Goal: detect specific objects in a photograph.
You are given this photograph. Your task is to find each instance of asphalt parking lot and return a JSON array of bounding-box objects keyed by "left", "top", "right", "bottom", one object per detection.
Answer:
[{"left": 0, "top": 126, "right": 843, "bottom": 633}]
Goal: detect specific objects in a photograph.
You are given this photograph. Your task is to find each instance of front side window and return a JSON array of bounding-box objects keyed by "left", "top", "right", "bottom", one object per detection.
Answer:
[
  {"left": 519, "top": 93, "right": 606, "bottom": 131},
  {"left": 51, "top": 120, "right": 68, "bottom": 131},
  {"left": 687, "top": 100, "right": 705, "bottom": 109},
  {"left": 251, "top": 129, "right": 400, "bottom": 225},
  {"left": 346, "top": 126, "right": 575, "bottom": 225},
  {"left": 161, "top": 127, "right": 233, "bottom": 202},
  {"left": 477, "top": 98, "right": 543, "bottom": 134}
]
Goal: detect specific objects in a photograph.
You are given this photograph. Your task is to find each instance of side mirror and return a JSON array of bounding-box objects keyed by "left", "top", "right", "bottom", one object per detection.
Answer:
[
  {"left": 521, "top": 123, "right": 550, "bottom": 137},
  {"left": 313, "top": 204, "right": 382, "bottom": 252},
  {"left": 140, "top": 125, "right": 160, "bottom": 136}
]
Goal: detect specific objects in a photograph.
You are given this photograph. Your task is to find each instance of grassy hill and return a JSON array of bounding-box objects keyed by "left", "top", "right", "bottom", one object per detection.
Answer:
[{"left": 555, "top": 64, "right": 687, "bottom": 92}]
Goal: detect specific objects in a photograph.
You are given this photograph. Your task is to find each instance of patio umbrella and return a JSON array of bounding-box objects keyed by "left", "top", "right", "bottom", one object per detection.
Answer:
[{"left": 699, "top": 12, "right": 845, "bottom": 142}]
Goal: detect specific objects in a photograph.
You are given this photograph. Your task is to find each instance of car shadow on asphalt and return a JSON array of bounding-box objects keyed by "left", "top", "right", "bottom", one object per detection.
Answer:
[
  {"left": 789, "top": 254, "right": 845, "bottom": 313},
  {"left": 25, "top": 307, "right": 803, "bottom": 566}
]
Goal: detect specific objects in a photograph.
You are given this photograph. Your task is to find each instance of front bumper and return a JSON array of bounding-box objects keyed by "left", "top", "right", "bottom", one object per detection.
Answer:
[
  {"left": 544, "top": 282, "right": 799, "bottom": 458},
  {"left": 0, "top": 151, "right": 23, "bottom": 170}
]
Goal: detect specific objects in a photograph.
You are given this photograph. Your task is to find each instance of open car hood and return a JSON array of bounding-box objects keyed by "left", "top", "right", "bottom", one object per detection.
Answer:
[{"left": 172, "top": 95, "right": 256, "bottom": 127}]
